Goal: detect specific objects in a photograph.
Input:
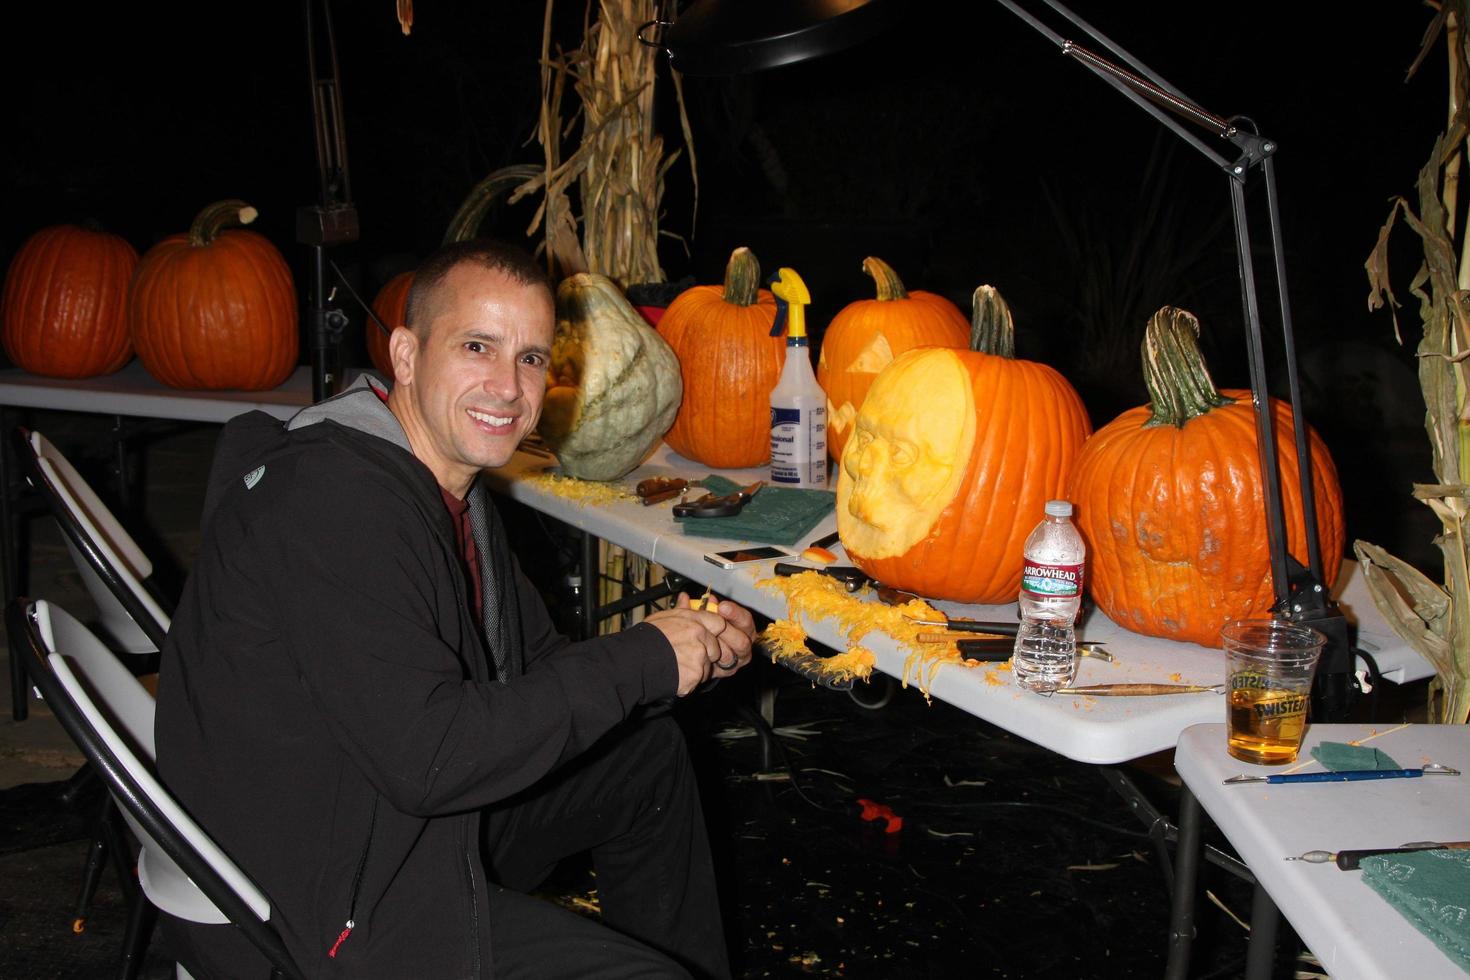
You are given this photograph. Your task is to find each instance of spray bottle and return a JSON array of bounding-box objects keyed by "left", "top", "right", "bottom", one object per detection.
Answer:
[{"left": 768, "top": 268, "right": 828, "bottom": 489}]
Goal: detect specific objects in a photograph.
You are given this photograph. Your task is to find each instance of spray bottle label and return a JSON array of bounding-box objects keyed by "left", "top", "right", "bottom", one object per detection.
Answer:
[
  {"left": 1020, "top": 562, "right": 1083, "bottom": 597},
  {"left": 770, "top": 406, "right": 827, "bottom": 486}
]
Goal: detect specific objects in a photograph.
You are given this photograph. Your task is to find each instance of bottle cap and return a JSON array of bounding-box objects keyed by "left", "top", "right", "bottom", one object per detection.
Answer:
[{"left": 1044, "top": 500, "right": 1073, "bottom": 518}]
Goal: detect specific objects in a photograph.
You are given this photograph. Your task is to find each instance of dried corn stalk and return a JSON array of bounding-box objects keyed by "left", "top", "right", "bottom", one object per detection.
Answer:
[
  {"left": 513, "top": 0, "right": 696, "bottom": 287},
  {"left": 1359, "top": 0, "right": 1470, "bottom": 724}
]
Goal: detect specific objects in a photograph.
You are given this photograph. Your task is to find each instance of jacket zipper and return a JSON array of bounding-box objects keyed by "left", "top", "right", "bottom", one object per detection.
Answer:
[
  {"left": 465, "top": 826, "right": 481, "bottom": 976},
  {"left": 328, "top": 797, "right": 379, "bottom": 959}
]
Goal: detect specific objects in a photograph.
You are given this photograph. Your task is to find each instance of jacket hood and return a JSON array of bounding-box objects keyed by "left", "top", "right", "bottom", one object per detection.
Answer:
[{"left": 287, "top": 375, "right": 410, "bottom": 452}]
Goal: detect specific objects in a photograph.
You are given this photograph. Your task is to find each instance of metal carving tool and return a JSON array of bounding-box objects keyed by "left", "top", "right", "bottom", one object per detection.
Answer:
[
  {"left": 1055, "top": 683, "right": 1223, "bottom": 696},
  {"left": 1225, "top": 763, "right": 1460, "bottom": 786},
  {"left": 1285, "top": 840, "right": 1470, "bottom": 870}
]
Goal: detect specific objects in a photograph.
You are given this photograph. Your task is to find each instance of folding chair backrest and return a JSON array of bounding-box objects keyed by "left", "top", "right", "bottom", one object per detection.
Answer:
[
  {"left": 29, "top": 600, "right": 274, "bottom": 931},
  {"left": 26, "top": 430, "right": 172, "bottom": 653}
]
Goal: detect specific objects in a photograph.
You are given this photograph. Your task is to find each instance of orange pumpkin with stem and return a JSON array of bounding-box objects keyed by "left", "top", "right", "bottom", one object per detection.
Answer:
[
  {"left": 818, "top": 256, "right": 970, "bottom": 463},
  {"left": 130, "top": 200, "right": 297, "bottom": 391},
  {"left": 838, "top": 285, "right": 1092, "bottom": 604},
  {"left": 656, "top": 246, "right": 783, "bottom": 467},
  {"left": 2, "top": 224, "right": 138, "bottom": 379},
  {"left": 1067, "top": 307, "right": 1345, "bottom": 647}
]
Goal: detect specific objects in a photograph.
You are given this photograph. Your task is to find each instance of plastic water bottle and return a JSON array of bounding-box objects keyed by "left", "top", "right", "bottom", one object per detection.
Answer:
[{"left": 1013, "top": 500, "right": 1086, "bottom": 693}]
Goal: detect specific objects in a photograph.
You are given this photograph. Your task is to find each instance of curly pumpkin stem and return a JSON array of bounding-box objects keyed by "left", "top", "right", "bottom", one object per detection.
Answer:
[
  {"left": 721, "top": 246, "right": 762, "bottom": 306},
  {"left": 970, "top": 284, "right": 1015, "bottom": 359},
  {"left": 861, "top": 256, "right": 909, "bottom": 301},
  {"left": 189, "top": 200, "right": 257, "bottom": 247},
  {"left": 1143, "top": 306, "right": 1234, "bottom": 428},
  {"left": 442, "top": 164, "right": 542, "bottom": 245}
]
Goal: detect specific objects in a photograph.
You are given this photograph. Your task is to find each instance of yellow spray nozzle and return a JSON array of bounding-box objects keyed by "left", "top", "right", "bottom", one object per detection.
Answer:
[{"left": 768, "top": 267, "right": 811, "bottom": 339}]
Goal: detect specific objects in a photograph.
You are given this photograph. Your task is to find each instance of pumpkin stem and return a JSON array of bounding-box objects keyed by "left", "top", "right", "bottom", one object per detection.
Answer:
[
  {"left": 970, "top": 285, "right": 1015, "bottom": 359},
  {"left": 861, "top": 256, "right": 909, "bottom": 301},
  {"left": 189, "top": 200, "right": 257, "bottom": 247},
  {"left": 722, "top": 247, "right": 762, "bottom": 306},
  {"left": 1143, "top": 307, "right": 1234, "bottom": 428},
  {"left": 442, "top": 164, "right": 542, "bottom": 245}
]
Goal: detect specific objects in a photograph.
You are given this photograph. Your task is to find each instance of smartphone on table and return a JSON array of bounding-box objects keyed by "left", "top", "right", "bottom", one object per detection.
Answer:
[{"left": 702, "top": 546, "right": 792, "bottom": 570}]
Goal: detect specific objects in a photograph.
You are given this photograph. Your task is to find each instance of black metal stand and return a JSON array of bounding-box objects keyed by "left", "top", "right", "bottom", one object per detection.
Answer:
[{"left": 297, "top": 0, "right": 359, "bottom": 403}]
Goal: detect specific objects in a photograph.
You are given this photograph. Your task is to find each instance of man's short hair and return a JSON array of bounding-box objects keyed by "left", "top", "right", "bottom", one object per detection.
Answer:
[{"left": 404, "top": 239, "right": 554, "bottom": 334}]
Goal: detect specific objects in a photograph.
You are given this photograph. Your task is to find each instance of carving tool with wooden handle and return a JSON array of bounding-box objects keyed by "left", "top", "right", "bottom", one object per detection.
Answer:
[{"left": 1285, "top": 840, "right": 1470, "bottom": 870}]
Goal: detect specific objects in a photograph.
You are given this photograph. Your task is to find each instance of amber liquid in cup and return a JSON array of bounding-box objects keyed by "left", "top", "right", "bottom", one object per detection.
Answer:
[
  {"left": 1226, "top": 686, "right": 1310, "bottom": 765},
  {"left": 1221, "top": 619, "right": 1325, "bottom": 766}
]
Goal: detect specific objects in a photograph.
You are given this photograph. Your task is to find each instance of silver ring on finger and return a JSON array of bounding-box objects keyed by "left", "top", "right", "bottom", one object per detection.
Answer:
[{"left": 716, "top": 658, "right": 737, "bottom": 670}]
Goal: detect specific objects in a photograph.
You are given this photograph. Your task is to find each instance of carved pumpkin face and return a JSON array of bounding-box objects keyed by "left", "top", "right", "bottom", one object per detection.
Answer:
[
  {"left": 838, "top": 344, "right": 1092, "bottom": 604},
  {"left": 840, "top": 350, "right": 975, "bottom": 559}
]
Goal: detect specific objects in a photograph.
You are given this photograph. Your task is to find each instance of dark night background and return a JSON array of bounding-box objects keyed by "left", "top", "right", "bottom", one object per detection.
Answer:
[{"left": 1, "top": 1, "right": 1449, "bottom": 570}]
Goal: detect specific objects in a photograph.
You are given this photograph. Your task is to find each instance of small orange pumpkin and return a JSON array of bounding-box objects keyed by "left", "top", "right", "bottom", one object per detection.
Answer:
[
  {"left": 367, "top": 270, "right": 413, "bottom": 376},
  {"left": 130, "top": 200, "right": 297, "bottom": 391},
  {"left": 818, "top": 256, "right": 970, "bottom": 463},
  {"left": 838, "top": 286, "right": 1092, "bottom": 603},
  {"left": 656, "top": 247, "right": 783, "bottom": 467},
  {"left": 1067, "top": 307, "right": 1345, "bottom": 647},
  {"left": 2, "top": 224, "right": 138, "bottom": 379}
]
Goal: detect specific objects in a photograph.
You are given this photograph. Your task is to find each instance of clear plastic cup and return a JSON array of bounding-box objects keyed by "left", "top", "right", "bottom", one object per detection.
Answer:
[{"left": 1221, "top": 619, "right": 1326, "bottom": 765}]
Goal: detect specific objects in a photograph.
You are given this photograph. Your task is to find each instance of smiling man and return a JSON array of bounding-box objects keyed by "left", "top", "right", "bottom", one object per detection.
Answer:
[{"left": 156, "top": 240, "right": 754, "bottom": 979}]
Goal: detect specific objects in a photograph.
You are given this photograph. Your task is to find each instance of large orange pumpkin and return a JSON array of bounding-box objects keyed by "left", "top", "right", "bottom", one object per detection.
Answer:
[
  {"left": 818, "top": 256, "right": 970, "bottom": 462},
  {"left": 656, "top": 247, "right": 783, "bottom": 467},
  {"left": 837, "top": 286, "right": 1092, "bottom": 603},
  {"left": 2, "top": 224, "right": 138, "bottom": 378},
  {"left": 130, "top": 200, "right": 297, "bottom": 391},
  {"left": 1067, "top": 307, "right": 1345, "bottom": 647}
]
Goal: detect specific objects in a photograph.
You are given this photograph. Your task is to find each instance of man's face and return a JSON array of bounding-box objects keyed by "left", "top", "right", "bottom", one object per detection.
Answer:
[{"left": 389, "top": 263, "right": 554, "bottom": 495}]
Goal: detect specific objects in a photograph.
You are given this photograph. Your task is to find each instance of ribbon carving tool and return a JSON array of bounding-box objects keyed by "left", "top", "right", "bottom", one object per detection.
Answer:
[
  {"left": 671, "top": 481, "right": 764, "bottom": 518},
  {"left": 1055, "top": 683, "right": 1223, "bottom": 696},
  {"left": 1224, "top": 763, "right": 1460, "bottom": 785},
  {"left": 1284, "top": 840, "right": 1470, "bottom": 870}
]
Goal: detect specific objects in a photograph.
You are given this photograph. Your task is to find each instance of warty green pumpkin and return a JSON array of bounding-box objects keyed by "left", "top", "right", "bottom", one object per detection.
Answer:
[{"left": 538, "top": 274, "right": 683, "bottom": 481}]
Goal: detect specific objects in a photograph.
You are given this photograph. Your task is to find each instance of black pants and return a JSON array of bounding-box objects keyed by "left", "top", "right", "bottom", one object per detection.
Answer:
[{"left": 481, "top": 714, "right": 729, "bottom": 980}]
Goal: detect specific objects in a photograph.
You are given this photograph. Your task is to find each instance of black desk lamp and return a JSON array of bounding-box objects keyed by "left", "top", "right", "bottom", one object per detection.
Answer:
[{"left": 647, "top": 0, "right": 1355, "bottom": 720}]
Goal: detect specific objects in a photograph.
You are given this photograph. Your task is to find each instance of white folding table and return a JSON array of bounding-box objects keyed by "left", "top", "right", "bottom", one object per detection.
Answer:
[{"left": 1169, "top": 723, "right": 1469, "bottom": 979}]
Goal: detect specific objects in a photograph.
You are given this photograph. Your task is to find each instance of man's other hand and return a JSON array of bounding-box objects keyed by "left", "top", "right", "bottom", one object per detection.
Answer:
[{"left": 646, "top": 593, "right": 759, "bottom": 696}]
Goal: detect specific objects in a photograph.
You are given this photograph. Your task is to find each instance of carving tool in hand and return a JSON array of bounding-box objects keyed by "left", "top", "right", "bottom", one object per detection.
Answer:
[
  {"left": 1284, "top": 840, "right": 1470, "bottom": 870},
  {"left": 1225, "top": 763, "right": 1460, "bottom": 785}
]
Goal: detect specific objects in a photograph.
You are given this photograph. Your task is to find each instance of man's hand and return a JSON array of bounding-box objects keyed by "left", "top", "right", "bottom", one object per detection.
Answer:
[{"left": 645, "top": 592, "right": 759, "bottom": 696}]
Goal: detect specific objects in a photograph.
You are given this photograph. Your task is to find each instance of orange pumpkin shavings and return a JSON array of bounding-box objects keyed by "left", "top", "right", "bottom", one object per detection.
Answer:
[
  {"left": 525, "top": 473, "right": 633, "bottom": 505},
  {"left": 761, "top": 618, "right": 811, "bottom": 660},
  {"left": 800, "top": 545, "right": 838, "bottom": 565},
  {"left": 757, "top": 570, "right": 983, "bottom": 695}
]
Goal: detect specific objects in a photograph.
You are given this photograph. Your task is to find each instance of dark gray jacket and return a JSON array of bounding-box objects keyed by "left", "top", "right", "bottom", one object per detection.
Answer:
[{"left": 156, "top": 379, "right": 676, "bottom": 978}]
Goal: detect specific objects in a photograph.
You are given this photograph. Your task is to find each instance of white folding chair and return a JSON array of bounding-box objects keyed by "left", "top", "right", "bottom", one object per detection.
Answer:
[
  {"left": 24, "top": 429, "right": 172, "bottom": 654},
  {"left": 12, "top": 599, "right": 302, "bottom": 980}
]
